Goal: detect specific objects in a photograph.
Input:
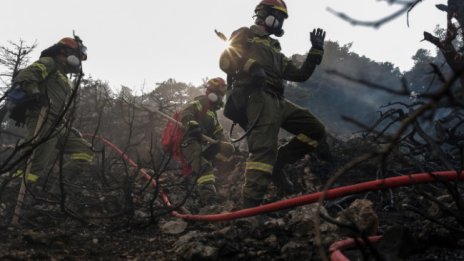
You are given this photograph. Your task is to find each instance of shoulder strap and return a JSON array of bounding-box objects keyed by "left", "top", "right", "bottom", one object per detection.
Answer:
[{"left": 197, "top": 98, "right": 211, "bottom": 120}]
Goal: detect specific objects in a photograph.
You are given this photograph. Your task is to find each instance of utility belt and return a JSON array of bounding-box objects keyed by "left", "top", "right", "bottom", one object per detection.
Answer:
[{"left": 224, "top": 78, "right": 283, "bottom": 128}]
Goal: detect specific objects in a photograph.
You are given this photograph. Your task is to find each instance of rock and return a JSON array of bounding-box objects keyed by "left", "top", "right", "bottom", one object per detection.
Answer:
[
  {"left": 161, "top": 220, "right": 188, "bottom": 235},
  {"left": 221, "top": 200, "right": 236, "bottom": 212},
  {"left": 134, "top": 210, "right": 150, "bottom": 219},
  {"left": 173, "top": 231, "right": 218, "bottom": 260},
  {"left": 233, "top": 216, "right": 263, "bottom": 233},
  {"left": 427, "top": 194, "right": 454, "bottom": 218},
  {"left": 191, "top": 245, "right": 218, "bottom": 260},
  {"left": 264, "top": 234, "right": 278, "bottom": 248},
  {"left": 23, "top": 230, "right": 52, "bottom": 245},
  {"left": 215, "top": 226, "right": 239, "bottom": 240},
  {"left": 288, "top": 205, "right": 322, "bottom": 237},
  {"left": 337, "top": 199, "right": 379, "bottom": 237},
  {"left": 173, "top": 231, "right": 201, "bottom": 249},
  {"left": 263, "top": 218, "right": 285, "bottom": 229},
  {"left": 287, "top": 205, "right": 339, "bottom": 245},
  {"left": 281, "top": 241, "right": 304, "bottom": 253}
]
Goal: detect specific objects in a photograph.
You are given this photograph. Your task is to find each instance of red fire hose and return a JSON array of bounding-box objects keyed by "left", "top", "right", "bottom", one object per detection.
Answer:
[
  {"left": 88, "top": 134, "right": 464, "bottom": 220},
  {"left": 87, "top": 134, "right": 463, "bottom": 261},
  {"left": 329, "top": 236, "right": 383, "bottom": 261},
  {"left": 85, "top": 135, "right": 179, "bottom": 212}
]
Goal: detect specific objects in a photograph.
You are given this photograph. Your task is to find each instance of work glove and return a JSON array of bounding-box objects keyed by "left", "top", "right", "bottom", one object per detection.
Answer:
[
  {"left": 218, "top": 141, "right": 235, "bottom": 158},
  {"left": 6, "top": 85, "right": 26, "bottom": 106},
  {"left": 187, "top": 124, "right": 203, "bottom": 141},
  {"left": 249, "top": 63, "right": 267, "bottom": 89},
  {"left": 6, "top": 84, "right": 47, "bottom": 110},
  {"left": 307, "top": 28, "right": 326, "bottom": 65},
  {"left": 310, "top": 28, "right": 326, "bottom": 50}
]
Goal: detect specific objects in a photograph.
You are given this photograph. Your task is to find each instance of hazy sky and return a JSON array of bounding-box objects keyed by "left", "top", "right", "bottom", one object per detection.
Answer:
[{"left": 1, "top": 0, "right": 446, "bottom": 93}]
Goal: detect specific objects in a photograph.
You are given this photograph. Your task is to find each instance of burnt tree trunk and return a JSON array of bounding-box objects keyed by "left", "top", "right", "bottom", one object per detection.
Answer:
[{"left": 424, "top": 0, "right": 464, "bottom": 98}]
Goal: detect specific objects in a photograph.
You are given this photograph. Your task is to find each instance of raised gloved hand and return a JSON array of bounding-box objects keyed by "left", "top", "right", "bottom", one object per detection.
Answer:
[
  {"left": 310, "top": 28, "right": 326, "bottom": 50},
  {"left": 249, "top": 63, "right": 267, "bottom": 89}
]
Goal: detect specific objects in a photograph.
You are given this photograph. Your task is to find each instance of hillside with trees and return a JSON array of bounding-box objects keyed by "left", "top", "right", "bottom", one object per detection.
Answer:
[{"left": 1, "top": 1, "right": 464, "bottom": 259}]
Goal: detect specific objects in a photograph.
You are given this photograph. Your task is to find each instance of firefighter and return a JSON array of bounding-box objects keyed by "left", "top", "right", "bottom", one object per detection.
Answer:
[
  {"left": 219, "top": 0, "right": 331, "bottom": 208},
  {"left": 11, "top": 37, "right": 94, "bottom": 190},
  {"left": 180, "top": 77, "right": 233, "bottom": 205}
]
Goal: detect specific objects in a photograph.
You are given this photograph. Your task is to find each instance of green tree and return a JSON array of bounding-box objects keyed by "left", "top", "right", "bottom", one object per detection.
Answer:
[{"left": 148, "top": 78, "right": 200, "bottom": 114}]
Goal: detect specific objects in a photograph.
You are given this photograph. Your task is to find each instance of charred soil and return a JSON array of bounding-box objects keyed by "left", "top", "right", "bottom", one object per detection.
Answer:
[{"left": 1, "top": 135, "right": 464, "bottom": 260}]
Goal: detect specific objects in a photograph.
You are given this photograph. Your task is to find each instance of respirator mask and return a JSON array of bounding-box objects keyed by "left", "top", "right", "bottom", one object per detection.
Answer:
[
  {"left": 207, "top": 92, "right": 224, "bottom": 108},
  {"left": 65, "top": 44, "right": 87, "bottom": 68},
  {"left": 257, "top": 7, "right": 286, "bottom": 37},
  {"left": 67, "top": 55, "right": 81, "bottom": 67}
]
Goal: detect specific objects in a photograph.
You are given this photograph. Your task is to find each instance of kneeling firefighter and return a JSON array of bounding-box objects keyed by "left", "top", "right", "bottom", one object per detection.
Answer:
[
  {"left": 179, "top": 77, "right": 234, "bottom": 205},
  {"left": 219, "top": 0, "right": 332, "bottom": 208},
  {"left": 7, "top": 37, "right": 94, "bottom": 190}
]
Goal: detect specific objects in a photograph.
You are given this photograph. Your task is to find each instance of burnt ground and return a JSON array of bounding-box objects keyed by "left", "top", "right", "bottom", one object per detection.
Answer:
[{"left": 1, "top": 136, "right": 464, "bottom": 260}]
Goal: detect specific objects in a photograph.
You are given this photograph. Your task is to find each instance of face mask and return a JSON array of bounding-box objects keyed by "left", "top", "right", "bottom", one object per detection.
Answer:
[
  {"left": 207, "top": 92, "right": 219, "bottom": 103},
  {"left": 67, "top": 55, "right": 81, "bottom": 67},
  {"left": 265, "top": 16, "right": 280, "bottom": 29},
  {"left": 263, "top": 9, "right": 286, "bottom": 37}
]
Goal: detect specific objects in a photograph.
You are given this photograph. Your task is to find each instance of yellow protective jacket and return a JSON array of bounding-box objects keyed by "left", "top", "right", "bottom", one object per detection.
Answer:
[
  {"left": 180, "top": 95, "right": 226, "bottom": 142},
  {"left": 14, "top": 57, "right": 73, "bottom": 119},
  {"left": 220, "top": 25, "right": 324, "bottom": 96}
]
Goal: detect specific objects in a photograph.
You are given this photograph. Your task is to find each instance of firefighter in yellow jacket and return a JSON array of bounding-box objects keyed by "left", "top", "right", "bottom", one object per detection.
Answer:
[
  {"left": 219, "top": 0, "right": 331, "bottom": 208},
  {"left": 12, "top": 37, "right": 94, "bottom": 189},
  {"left": 180, "top": 77, "right": 233, "bottom": 205}
]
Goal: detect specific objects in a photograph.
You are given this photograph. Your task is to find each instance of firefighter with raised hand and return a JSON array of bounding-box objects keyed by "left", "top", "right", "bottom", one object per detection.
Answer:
[
  {"left": 180, "top": 77, "right": 233, "bottom": 206},
  {"left": 11, "top": 37, "right": 94, "bottom": 191},
  {"left": 219, "top": 0, "right": 332, "bottom": 208}
]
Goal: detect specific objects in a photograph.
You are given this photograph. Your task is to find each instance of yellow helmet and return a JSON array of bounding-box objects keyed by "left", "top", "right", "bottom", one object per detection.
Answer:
[{"left": 255, "top": 0, "right": 288, "bottom": 18}]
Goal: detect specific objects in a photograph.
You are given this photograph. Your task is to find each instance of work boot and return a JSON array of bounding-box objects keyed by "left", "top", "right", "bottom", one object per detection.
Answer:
[
  {"left": 272, "top": 147, "right": 299, "bottom": 196},
  {"left": 27, "top": 182, "right": 56, "bottom": 201},
  {"left": 272, "top": 169, "right": 295, "bottom": 196},
  {"left": 21, "top": 190, "right": 59, "bottom": 224},
  {"left": 316, "top": 140, "right": 333, "bottom": 162},
  {"left": 198, "top": 183, "right": 220, "bottom": 206}
]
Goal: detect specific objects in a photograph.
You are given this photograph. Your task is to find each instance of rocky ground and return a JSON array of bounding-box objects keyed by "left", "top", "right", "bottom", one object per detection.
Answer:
[{"left": 1, "top": 136, "right": 464, "bottom": 260}]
